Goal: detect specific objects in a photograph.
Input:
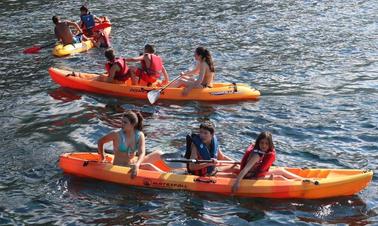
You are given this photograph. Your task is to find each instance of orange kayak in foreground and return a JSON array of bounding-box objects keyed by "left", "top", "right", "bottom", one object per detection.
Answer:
[
  {"left": 48, "top": 68, "right": 261, "bottom": 102},
  {"left": 59, "top": 152, "right": 373, "bottom": 199}
]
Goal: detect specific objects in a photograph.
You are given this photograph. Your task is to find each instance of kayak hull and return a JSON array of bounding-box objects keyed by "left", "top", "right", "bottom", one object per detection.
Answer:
[
  {"left": 48, "top": 67, "right": 261, "bottom": 101},
  {"left": 59, "top": 152, "right": 373, "bottom": 199},
  {"left": 52, "top": 40, "right": 94, "bottom": 57},
  {"left": 52, "top": 19, "right": 111, "bottom": 57}
]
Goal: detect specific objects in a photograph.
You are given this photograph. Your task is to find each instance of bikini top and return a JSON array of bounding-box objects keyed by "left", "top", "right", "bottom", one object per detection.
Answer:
[{"left": 118, "top": 130, "right": 141, "bottom": 154}]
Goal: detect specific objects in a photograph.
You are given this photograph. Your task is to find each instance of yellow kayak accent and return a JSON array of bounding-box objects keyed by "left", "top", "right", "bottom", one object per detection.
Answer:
[
  {"left": 59, "top": 152, "right": 373, "bottom": 199},
  {"left": 52, "top": 40, "right": 94, "bottom": 57}
]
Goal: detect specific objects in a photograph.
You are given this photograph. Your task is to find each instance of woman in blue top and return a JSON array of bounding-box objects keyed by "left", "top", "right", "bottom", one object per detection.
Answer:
[{"left": 97, "top": 111, "right": 163, "bottom": 178}]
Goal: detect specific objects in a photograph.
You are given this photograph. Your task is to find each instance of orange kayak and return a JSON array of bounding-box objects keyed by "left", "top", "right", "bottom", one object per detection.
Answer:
[
  {"left": 59, "top": 152, "right": 373, "bottom": 199},
  {"left": 48, "top": 68, "right": 261, "bottom": 102}
]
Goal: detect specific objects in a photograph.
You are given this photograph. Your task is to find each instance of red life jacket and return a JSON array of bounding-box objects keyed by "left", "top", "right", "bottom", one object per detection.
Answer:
[
  {"left": 105, "top": 58, "right": 129, "bottom": 81},
  {"left": 240, "top": 144, "right": 276, "bottom": 178},
  {"left": 141, "top": 54, "right": 163, "bottom": 78}
]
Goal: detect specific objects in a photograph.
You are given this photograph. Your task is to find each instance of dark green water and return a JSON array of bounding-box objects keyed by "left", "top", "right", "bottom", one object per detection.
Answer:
[{"left": 0, "top": 0, "right": 377, "bottom": 225}]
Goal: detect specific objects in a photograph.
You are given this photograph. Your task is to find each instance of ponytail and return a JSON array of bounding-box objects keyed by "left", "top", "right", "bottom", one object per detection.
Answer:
[
  {"left": 122, "top": 111, "right": 144, "bottom": 131},
  {"left": 135, "top": 111, "right": 144, "bottom": 131},
  {"left": 195, "top": 47, "right": 215, "bottom": 72}
]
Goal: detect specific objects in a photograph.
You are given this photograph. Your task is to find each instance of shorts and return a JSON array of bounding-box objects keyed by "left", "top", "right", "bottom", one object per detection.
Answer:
[
  {"left": 73, "top": 34, "right": 83, "bottom": 44},
  {"left": 135, "top": 68, "right": 158, "bottom": 84}
]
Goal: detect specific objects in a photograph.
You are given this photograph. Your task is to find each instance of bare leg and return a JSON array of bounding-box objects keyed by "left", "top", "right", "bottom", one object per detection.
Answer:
[
  {"left": 140, "top": 163, "right": 165, "bottom": 173},
  {"left": 95, "top": 75, "right": 110, "bottom": 82},
  {"left": 141, "top": 150, "right": 171, "bottom": 172},
  {"left": 170, "top": 76, "right": 194, "bottom": 88},
  {"left": 267, "top": 168, "right": 303, "bottom": 180},
  {"left": 142, "top": 150, "right": 163, "bottom": 162}
]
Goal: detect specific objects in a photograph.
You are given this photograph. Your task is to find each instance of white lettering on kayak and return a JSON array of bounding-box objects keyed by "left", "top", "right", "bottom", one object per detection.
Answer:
[{"left": 210, "top": 90, "right": 240, "bottom": 96}]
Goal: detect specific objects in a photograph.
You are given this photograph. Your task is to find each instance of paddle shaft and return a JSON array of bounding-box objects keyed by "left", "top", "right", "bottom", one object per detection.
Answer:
[
  {"left": 165, "top": 158, "right": 240, "bottom": 164},
  {"left": 159, "top": 74, "right": 184, "bottom": 92}
]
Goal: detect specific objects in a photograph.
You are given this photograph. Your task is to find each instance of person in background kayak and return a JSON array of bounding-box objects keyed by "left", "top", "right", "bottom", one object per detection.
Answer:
[
  {"left": 92, "top": 30, "right": 111, "bottom": 48},
  {"left": 95, "top": 48, "right": 130, "bottom": 82},
  {"left": 125, "top": 44, "right": 169, "bottom": 86},
  {"left": 185, "top": 121, "right": 238, "bottom": 176},
  {"left": 171, "top": 47, "right": 215, "bottom": 96},
  {"left": 231, "top": 131, "right": 303, "bottom": 193},
  {"left": 98, "top": 111, "right": 164, "bottom": 178},
  {"left": 79, "top": 5, "right": 101, "bottom": 37},
  {"left": 52, "top": 16, "right": 87, "bottom": 45}
]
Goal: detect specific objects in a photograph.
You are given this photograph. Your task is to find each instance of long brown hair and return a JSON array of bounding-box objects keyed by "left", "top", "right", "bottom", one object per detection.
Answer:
[
  {"left": 122, "top": 111, "right": 144, "bottom": 131},
  {"left": 254, "top": 131, "right": 274, "bottom": 152},
  {"left": 195, "top": 47, "right": 215, "bottom": 72}
]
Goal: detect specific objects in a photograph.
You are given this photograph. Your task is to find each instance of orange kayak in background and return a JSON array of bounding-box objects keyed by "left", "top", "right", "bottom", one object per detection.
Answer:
[
  {"left": 48, "top": 68, "right": 261, "bottom": 102},
  {"left": 59, "top": 152, "right": 373, "bottom": 199}
]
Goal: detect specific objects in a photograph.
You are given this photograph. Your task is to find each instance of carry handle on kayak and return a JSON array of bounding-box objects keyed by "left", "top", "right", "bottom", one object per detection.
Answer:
[{"left": 165, "top": 158, "right": 240, "bottom": 164}]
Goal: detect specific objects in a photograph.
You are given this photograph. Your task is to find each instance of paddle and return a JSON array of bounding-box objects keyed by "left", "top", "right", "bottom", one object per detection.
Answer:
[
  {"left": 91, "top": 22, "right": 111, "bottom": 32},
  {"left": 165, "top": 158, "right": 240, "bottom": 164},
  {"left": 23, "top": 42, "right": 56, "bottom": 54},
  {"left": 23, "top": 23, "right": 111, "bottom": 54},
  {"left": 147, "top": 74, "right": 183, "bottom": 104}
]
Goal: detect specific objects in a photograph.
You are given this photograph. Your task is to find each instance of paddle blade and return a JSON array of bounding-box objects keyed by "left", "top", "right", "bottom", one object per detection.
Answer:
[
  {"left": 93, "top": 22, "right": 111, "bottom": 32},
  {"left": 23, "top": 46, "right": 42, "bottom": 54},
  {"left": 147, "top": 90, "right": 161, "bottom": 104}
]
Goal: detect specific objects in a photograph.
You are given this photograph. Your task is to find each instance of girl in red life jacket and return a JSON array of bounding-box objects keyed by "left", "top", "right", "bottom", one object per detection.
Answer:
[
  {"left": 125, "top": 44, "right": 169, "bottom": 86},
  {"left": 231, "top": 132, "right": 303, "bottom": 193}
]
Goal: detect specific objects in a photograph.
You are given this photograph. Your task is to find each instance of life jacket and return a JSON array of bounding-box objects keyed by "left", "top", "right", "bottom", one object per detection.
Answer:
[
  {"left": 80, "top": 13, "right": 95, "bottom": 30},
  {"left": 141, "top": 54, "right": 163, "bottom": 78},
  {"left": 240, "top": 144, "right": 276, "bottom": 178},
  {"left": 185, "top": 134, "right": 218, "bottom": 176},
  {"left": 105, "top": 58, "right": 129, "bottom": 81}
]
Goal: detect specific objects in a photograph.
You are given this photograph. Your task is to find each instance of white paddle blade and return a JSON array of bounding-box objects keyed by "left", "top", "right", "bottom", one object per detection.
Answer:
[{"left": 147, "top": 90, "right": 161, "bottom": 104}]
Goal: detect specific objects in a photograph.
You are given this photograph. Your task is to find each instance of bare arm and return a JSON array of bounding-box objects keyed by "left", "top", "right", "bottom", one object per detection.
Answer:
[
  {"left": 135, "top": 132, "right": 146, "bottom": 166},
  {"left": 182, "top": 63, "right": 200, "bottom": 77},
  {"left": 125, "top": 55, "right": 144, "bottom": 62},
  {"left": 107, "top": 64, "right": 121, "bottom": 82},
  {"left": 161, "top": 66, "right": 169, "bottom": 83},
  {"left": 131, "top": 132, "right": 146, "bottom": 178},
  {"left": 67, "top": 21, "right": 83, "bottom": 34},
  {"left": 93, "top": 15, "right": 102, "bottom": 23},
  {"left": 97, "top": 132, "right": 117, "bottom": 161},
  {"left": 188, "top": 145, "right": 215, "bottom": 171},
  {"left": 217, "top": 148, "right": 234, "bottom": 161},
  {"left": 232, "top": 153, "right": 260, "bottom": 192},
  {"left": 193, "top": 62, "right": 207, "bottom": 87}
]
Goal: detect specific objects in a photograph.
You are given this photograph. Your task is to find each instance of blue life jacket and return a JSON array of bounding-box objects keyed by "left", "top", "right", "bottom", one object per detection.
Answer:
[
  {"left": 185, "top": 134, "right": 218, "bottom": 175},
  {"left": 80, "top": 13, "right": 95, "bottom": 30}
]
